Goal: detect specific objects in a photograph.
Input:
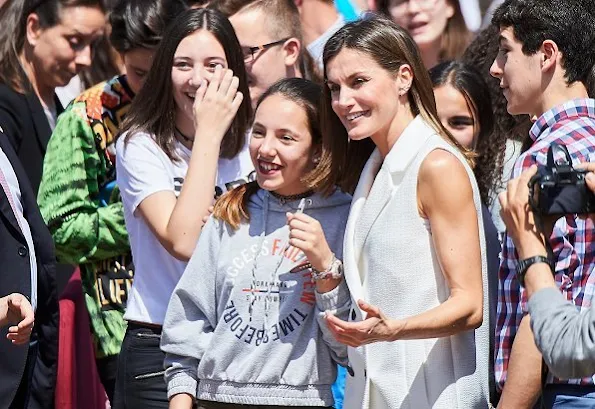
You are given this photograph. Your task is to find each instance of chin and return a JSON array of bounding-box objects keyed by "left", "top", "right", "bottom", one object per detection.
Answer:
[{"left": 347, "top": 128, "right": 370, "bottom": 141}]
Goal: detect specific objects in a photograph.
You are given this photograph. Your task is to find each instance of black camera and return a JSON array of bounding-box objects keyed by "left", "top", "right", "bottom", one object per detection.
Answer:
[{"left": 528, "top": 143, "right": 595, "bottom": 216}]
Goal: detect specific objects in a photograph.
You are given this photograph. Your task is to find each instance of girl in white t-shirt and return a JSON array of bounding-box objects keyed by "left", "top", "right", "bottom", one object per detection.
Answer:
[{"left": 113, "top": 9, "right": 253, "bottom": 409}]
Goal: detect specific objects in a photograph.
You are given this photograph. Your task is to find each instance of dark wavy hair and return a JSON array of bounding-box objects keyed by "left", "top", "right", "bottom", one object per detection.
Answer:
[
  {"left": 462, "top": 24, "right": 532, "bottom": 153},
  {"left": 109, "top": 0, "right": 188, "bottom": 53},
  {"left": 430, "top": 61, "right": 500, "bottom": 206},
  {"left": 120, "top": 8, "right": 252, "bottom": 160},
  {"left": 492, "top": 0, "right": 595, "bottom": 87}
]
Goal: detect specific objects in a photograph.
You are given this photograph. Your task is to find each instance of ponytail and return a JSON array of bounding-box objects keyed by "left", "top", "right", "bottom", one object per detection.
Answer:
[{"left": 213, "top": 181, "right": 259, "bottom": 229}]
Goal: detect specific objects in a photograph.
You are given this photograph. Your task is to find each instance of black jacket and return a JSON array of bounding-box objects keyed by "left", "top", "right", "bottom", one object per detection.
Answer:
[
  {"left": 0, "top": 83, "right": 63, "bottom": 194},
  {"left": 0, "top": 134, "right": 58, "bottom": 409}
]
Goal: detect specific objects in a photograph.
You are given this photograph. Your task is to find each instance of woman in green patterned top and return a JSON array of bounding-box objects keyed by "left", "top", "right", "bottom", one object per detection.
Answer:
[{"left": 37, "top": 0, "right": 188, "bottom": 401}]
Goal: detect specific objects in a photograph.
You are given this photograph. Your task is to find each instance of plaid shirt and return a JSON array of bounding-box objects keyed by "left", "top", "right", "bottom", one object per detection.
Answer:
[{"left": 495, "top": 98, "right": 595, "bottom": 391}]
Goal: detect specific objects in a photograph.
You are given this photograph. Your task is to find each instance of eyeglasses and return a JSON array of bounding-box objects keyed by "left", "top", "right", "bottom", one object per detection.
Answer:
[{"left": 242, "top": 38, "right": 290, "bottom": 64}]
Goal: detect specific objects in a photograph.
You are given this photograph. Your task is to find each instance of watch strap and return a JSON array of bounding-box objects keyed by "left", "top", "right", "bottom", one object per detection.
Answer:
[{"left": 516, "top": 255, "right": 553, "bottom": 287}]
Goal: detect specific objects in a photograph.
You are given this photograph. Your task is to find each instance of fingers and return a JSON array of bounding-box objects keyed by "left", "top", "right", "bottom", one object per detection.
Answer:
[
  {"left": 7, "top": 327, "right": 32, "bottom": 345},
  {"left": 576, "top": 162, "right": 595, "bottom": 173},
  {"left": 230, "top": 91, "right": 244, "bottom": 115},
  {"left": 358, "top": 300, "right": 382, "bottom": 318},
  {"left": 586, "top": 173, "right": 595, "bottom": 194},
  {"left": 225, "top": 75, "right": 240, "bottom": 101},
  {"left": 8, "top": 294, "right": 33, "bottom": 322},
  {"left": 204, "top": 65, "right": 225, "bottom": 99},
  {"left": 193, "top": 79, "right": 208, "bottom": 110}
]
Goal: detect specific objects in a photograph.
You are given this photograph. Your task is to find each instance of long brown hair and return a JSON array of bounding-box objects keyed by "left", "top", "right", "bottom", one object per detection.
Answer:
[
  {"left": 321, "top": 14, "right": 472, "bottom": 194},
  {"left": 375, "top": 0, "right": 470, "bottom": 64},
  {"left": 214, "top": 77, "right": 344, "bottom": 229},
  {"left": 0, "top": 0, "right": 106, "bottom": 93},
  {"left": 120, "top": 8, "right": 252, "bottom": 160}
]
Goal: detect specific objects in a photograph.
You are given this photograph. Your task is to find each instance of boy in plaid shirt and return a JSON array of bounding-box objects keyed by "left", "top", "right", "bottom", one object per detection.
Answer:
[{"left": 489, "top": 0, "right": 595, "bottom": 407}]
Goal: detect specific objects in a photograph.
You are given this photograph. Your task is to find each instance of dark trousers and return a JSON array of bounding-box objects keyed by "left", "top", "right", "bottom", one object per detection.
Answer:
[
  {"left": 113, "top": 323, "right": 168, "bottom": 409},
  {"left": 97, "top": 354, "right": 119, "bottom": 403},
  {"left": 10, "top": 340, "right": 38, "bottom": 409}
]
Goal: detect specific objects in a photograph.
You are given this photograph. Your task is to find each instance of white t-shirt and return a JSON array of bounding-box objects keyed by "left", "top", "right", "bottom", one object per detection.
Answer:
[{"left": 116, "top": 132, "right": 255, "bottom": 325}]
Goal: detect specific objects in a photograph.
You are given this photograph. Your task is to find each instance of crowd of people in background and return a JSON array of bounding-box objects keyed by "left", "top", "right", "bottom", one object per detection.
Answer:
[{"left": 1, "top": 0, "right": 595, "bottom": 408}]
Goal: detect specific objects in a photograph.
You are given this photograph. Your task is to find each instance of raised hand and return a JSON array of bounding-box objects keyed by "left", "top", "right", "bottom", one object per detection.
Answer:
[
  {"left": 287, "top": 211, "right": 333, "bottom": 272},
  {"left": 193, "top": 65, "right": 243, "bottom": 145}
]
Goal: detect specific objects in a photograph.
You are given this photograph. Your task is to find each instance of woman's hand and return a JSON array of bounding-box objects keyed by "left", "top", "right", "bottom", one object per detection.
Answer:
[
  {"left": 287, "top": 212, "right": 333, "bottom": 271},
  {"left": 0, "top": 293, "right": 34, "bottom": 345},
  {"left": 193, "top": 65, "right": 243, "bottom": 145},
  {"left": 325, "top": 300, "right": 401, "bottom": 347},
  {"left": 498, "top": 165, "right": 548, "bottom": 259}
]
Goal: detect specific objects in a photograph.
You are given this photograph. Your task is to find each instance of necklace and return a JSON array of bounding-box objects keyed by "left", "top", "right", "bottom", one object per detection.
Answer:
[
  {"left": 174, "top": 127, "right": 193, "bottom": 144},
  {"left": 269, "top": 190, "right": 314, "bottom": 205}
]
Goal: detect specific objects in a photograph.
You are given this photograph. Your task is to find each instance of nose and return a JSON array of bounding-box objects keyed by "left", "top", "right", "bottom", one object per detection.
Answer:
[
  {"left": 334, "top": 87, "right": 354, "bottom": 114},
  {"left": 489, "top": 56, "right": 503, "bottom": 79},
  {"left": 258, "top": 133, "right": 277, "bottom": 158},
  {"left": 74, "top": 44, "right": 92, "bottom": 68},
  {"left": 408, "top": 0, "right": 422, "bottom": 13}
]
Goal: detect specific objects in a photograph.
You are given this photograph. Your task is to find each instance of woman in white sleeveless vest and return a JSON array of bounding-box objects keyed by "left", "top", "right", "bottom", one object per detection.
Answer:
[{"left": 320, "top": 16, "right": 491, "bottom": 409}]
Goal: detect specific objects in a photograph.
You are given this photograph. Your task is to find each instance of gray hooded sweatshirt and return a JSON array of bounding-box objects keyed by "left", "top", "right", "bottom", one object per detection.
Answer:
[{"left": 161, "top": 188, "right": 352, "bottom": 406}]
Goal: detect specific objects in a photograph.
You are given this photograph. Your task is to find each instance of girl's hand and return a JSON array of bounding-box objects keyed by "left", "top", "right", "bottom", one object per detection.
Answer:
[
  {"left": 287, "top": 212, "right": 333, "bottom": 271},
  {"left": 193, "top": 65, "right": 243, "bottom": 145}
]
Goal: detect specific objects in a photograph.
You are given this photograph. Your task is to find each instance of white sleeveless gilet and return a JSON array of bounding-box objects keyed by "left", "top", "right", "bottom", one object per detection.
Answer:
[{"left": 342, "top": 116, "right": 490, "bottom": 409}]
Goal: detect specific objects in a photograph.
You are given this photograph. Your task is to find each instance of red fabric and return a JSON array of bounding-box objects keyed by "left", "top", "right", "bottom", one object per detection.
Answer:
[{"left": 55, "top": 269, "right": 109, "bottom": 409}]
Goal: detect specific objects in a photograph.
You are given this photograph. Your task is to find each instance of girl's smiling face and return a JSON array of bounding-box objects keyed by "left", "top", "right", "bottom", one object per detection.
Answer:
[
  {"left": 250, "top": 93, "right": 316, "bottom": 196},
  {"left": 171, "top": 29, "right": 228, "bottom": 133}
]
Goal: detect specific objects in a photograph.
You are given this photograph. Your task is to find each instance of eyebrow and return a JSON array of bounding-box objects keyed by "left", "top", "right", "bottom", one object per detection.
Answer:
[{"left": 327, "top": 71, "right": 368, "bottom": 84}]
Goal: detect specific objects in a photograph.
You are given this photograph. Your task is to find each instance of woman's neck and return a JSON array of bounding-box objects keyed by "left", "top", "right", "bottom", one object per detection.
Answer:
[
  {"left": 19, "top": 52, "right": 55, "bottom": 111},
  {"left": 418, "top": 40, "right": 442, "bottom": 70},
  {"left": 371, "top": 108, "right": 416, "bottom": 158}
]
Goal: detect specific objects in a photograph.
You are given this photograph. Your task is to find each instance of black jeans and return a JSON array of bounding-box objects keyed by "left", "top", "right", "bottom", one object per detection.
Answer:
[{"left": 113, "top": 323, "right": 168, "bottom": 409}]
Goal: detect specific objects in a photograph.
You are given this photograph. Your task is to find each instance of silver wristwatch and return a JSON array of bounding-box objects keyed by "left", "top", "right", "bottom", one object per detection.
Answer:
[{"left": 311, "top": 253, "right": 344, "bottom": 281}]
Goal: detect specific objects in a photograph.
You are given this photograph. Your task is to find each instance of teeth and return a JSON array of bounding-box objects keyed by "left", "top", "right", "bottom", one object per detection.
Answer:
[
  {"left": 347, "top": 112, "right": 366, "bottom": 121},
  {"left": 261, "top": 162, "right": 281, "bottom": 171}
]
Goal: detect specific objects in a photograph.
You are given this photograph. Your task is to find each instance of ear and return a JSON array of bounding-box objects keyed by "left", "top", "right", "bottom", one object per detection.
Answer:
[
  {"left": 540, "top": 40, "right": 559, "bottom": 74},
  {"left": 311, "top": 144, "right": 322, "bottom": 164},
  {"left": 25, "top": 13, "right": 43, "bottom": 47},
  {"left": 293, "top": 0, "right": 304, "bottom": 8},
  {"left": 444, "top": 0, "right": 455, "bottom": 19},
  {"left": 282, "top": 38, "right": 301, "bottom": 68},
  {"left": 367, "top": 0, "right": 378, "bottom": 11},
  {"left": 395, "top": 64, "right": 414, "bottom": 97}
]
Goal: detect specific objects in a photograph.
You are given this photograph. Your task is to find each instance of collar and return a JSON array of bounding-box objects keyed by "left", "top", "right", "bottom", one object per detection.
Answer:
[
  {"left": 383, "top": 115, "right": 439, "bottom": 174},
  {"left": 529, "top": 98, "right": 595, "bottom": 142}
]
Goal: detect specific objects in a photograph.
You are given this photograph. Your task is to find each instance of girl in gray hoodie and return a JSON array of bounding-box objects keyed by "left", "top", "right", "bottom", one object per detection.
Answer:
[{"left": 161, "top": 78, "right": 352, "bottom": 408}]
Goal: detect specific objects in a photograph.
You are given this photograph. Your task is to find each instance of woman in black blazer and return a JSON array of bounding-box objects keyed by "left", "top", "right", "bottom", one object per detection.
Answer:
[{"left": 0, "top": 0, "right": 107, "bottom": 194}]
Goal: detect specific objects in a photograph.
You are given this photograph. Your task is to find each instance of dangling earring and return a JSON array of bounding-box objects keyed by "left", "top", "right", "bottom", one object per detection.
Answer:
[{"left": 312, "top": 156, "right": 320, "bottom": 164}]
